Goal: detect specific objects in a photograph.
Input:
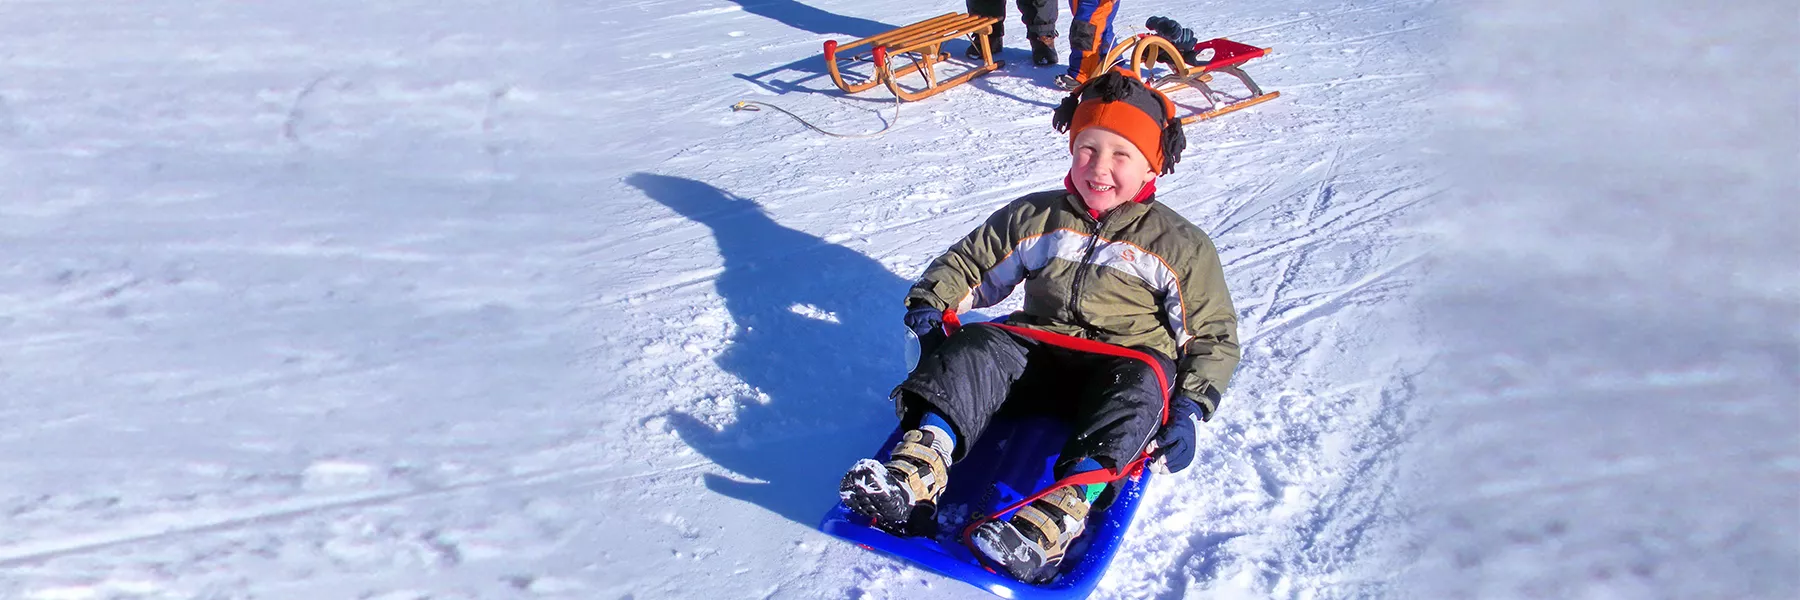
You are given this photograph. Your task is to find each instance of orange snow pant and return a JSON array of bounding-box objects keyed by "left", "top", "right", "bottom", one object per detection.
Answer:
[{"left": 1066, "top": 0, "right": 1119, "bottom": 82}]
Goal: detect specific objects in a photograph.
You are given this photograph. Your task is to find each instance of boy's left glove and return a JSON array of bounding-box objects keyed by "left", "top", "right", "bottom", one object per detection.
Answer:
[
  {"left": 1151, "top": 396, "right": 1207, "bottom": 473},
  {"left": 903, "top": 305, "right": 945, "bottom": 338}
]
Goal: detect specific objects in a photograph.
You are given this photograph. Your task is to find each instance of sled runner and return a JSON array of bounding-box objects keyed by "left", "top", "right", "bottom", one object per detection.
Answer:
[
  {"left": 819, "top": 314, "right": 1170, "bottom": 599},
  {"left": 823, "top": 12, "right": 1003, "bottom": 101},
  {"left": 1095, "top": 34, "right": 1281, "bottom": 123}
]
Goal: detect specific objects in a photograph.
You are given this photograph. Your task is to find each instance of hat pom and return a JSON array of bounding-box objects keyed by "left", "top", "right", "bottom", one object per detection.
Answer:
[
  {"left": 1051, "top": 93, "right": 1080, "bottom": 133},
  {"left": 1088, "top": 71, "right": 1138, "bottom": 102},
  {"left": 1159, "top": 120, "right": 1186, "bottom": 175}
]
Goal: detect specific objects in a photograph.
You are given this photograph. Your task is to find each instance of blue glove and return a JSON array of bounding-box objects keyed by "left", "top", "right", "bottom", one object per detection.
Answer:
[
  {"left": 1152, "top": 396, "right": 1205, "bottom": 473},
  {"left": 904, "top": 305, "right": 945, "bottom": 338}
]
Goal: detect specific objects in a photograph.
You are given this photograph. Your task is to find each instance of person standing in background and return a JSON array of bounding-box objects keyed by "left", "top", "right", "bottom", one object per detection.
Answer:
[
  {"left": 964, "top": 0, "right": 1062, "bottom": 67},
  {"left": 1055, "top": 0, "right": 1120, "bottom": 89}
]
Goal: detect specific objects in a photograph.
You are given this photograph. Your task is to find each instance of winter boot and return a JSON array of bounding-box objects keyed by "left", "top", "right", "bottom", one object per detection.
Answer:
[
  {"left": 972, "top": 483, "right": 1092, "bottom": 582},
  {"left": 1029, "top": 36, "right": 1057, "bottom": 67},
  {"left": 839, "top": 427, "right": 953, "bottom": 533},
  {"left": 1053, "top": 73, "right": 1083, "bottom": 91},
  {"left": 964, "top": 32, "right": 1002, "bottom": 61}
]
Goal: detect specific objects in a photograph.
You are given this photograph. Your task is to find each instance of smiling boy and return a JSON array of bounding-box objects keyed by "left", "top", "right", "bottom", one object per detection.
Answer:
[{"left": 839, "top": 68, "right": 1241, "bottom": 581}]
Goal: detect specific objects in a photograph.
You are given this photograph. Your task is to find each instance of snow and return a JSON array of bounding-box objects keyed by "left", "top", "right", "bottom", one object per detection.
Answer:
[
  {"left": 0, "top": 0, "right": 1791, "bottom": 599},
  {"left": 1398, "top": 1, "right": 1799, "bottom": 597}
]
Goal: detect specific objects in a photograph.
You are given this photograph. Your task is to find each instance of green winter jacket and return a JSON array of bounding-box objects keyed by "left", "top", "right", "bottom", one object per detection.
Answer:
[{"left": 906, "top": 189, "right": 1240, "bottom": 419}]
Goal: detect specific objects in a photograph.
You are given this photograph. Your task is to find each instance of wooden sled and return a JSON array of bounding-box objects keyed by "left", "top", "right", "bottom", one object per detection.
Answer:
[
  {"left": 1096, "top": 34, "right": 1282, "bottom": 124},
  {"left": 823, "top": 12, "right": 1002, "bottom": 101}
]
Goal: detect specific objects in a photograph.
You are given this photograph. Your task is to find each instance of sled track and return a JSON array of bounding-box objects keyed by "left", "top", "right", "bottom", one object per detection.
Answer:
[
  {"left": 1226, "top": 0, "right": 1439, "bottom": 38},
  {"left": 0, "top": 460, "right": 711, "bottom": 568},
  {"left": 1206, "top": 146, "right": 1346, "bottom": 239},
  {"left": 1290, "top": 374, "right": 1422, "bottom": 585},
  {"left": 1244, "top": 251, "right": 1424, "bottom": 346},
  {"left": 1224, "top": 186, "right": 1440, "bottom": 272}
]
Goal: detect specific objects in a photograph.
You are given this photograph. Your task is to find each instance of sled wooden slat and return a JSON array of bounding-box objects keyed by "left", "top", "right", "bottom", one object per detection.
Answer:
[
  {"left": 1095, "top": 34, "right": 1282, "bottom": 124},
  {"left": 883, "top": 13, "right": 992, "bottom": 49},
  {"left": 823, "top": 12, "right": 1002, "bottom": 102},
  {"left": 844, "top": 12, "right": 964, "bottom": 53}
]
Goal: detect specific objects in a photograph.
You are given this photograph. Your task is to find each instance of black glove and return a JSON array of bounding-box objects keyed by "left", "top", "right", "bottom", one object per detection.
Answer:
[
  {"left": 1145, "top": 16, "right": 1202, "bottom": 64},
  {"left": 904, "top": 305, "right": 945, "bottom": 338},
  {"left": 1152, "top": 395, "right": 1206, "bottom": 473}
]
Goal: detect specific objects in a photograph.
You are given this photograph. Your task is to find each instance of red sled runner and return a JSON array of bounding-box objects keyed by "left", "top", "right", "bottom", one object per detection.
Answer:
[{"left": 819, "top": 312, "right": 1173, "bottom": 599}]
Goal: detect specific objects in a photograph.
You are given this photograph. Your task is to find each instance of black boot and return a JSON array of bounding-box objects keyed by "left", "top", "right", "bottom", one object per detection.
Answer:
[
  {"left": 1029, "top": 36, "right": 1057, "bottom": 67},
  {"left": 964, "top": 32, "right": 1002, "bottom": 61}
]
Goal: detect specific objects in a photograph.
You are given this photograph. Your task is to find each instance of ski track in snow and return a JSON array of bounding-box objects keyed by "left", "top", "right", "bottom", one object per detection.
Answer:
[{"left": 5, "top": 0, "right": 1791, "bottom": 598}]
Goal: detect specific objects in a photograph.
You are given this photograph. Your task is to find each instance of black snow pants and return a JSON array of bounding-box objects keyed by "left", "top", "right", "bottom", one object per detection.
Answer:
[
  {"left": 966, "top": 0, "right": 1059, "bottom": 42},
  {"left": 893, "top": 323, "right": 1173, "bottom": 474}
]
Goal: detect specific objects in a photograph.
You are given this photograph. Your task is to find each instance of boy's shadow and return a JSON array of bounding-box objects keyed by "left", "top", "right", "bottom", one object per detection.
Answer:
[
  {"left": 626, "top": 173, "right": 909, "bottom": 525},
  {"left": 726, "top": 1, "right": 893, "bottom": 95},
  {"left": 723, "top": 0, "right": 893, "bottom": 39}
]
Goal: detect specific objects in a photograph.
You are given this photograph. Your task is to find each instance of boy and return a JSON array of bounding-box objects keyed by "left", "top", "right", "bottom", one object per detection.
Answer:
[{"left": 838, "top": 68, "right": 1241, "bottom": 580}]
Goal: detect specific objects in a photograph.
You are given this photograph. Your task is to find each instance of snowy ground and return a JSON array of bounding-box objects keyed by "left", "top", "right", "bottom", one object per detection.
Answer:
[
  {"left": 1398, "top": 1, "right": 1799, "bottom": 597},
  {"left": 0, "top": 0, "right": 1791, "bottom": 599}
]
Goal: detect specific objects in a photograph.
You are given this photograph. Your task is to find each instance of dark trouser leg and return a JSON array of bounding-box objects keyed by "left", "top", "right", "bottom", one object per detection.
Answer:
[
  {"left": 1058, "top": 351, "right": 1174, "bottom": 473},
  {"left": 893, "top": 324, "right": 1033, "bottom": 461},
  {"left": 967, "top": 0, "right": 1006, "bottom": 39},
  {"left": 1017, "top": 0, "right": 1058, "bottom": 39}
]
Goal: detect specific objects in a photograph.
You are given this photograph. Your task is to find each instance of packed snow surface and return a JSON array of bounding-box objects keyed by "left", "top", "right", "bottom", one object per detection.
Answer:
[{"left": 1, "top": 0, "right": 1792, "bottom": 599}]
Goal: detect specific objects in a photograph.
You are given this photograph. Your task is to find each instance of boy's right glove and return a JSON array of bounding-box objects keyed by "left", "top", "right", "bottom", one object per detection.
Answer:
[
  {"left": 1151, "top": 396, "right": 1206, "bottom": 473},
  {"left": 903, "top": 305, "right": 945, "bottom": 338}
]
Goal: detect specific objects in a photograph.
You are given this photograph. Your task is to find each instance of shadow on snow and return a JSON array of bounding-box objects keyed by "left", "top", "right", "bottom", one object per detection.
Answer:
[
  {"left": 723, "top": 0, "right": 893, "bottom": 39},
  {"left": 626, "top": 173, "right": 909, "bottom": 526}
]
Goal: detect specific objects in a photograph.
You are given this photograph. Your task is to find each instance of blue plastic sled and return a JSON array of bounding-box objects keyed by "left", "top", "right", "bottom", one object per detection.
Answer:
[{"left": 818, "top": 413, "right": 1154, "bottom": 599}]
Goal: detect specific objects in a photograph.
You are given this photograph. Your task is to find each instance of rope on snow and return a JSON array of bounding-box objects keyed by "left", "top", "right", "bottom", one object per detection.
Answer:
[{"left": 730, "top": 94, "right": 900, "bottom": 138}]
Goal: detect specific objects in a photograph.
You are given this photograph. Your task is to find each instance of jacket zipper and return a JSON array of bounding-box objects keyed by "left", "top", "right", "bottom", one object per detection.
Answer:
[{"left": 1067, "top": 211, "right": 1112, "bottom": 337}]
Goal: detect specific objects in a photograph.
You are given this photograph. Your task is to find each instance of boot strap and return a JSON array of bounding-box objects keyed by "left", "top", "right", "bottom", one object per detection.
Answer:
[
  {"left": 1040, "top": 484, "right": 1092, "bottom": 521},
  {"left": 889, "top": 456, "right": 944, "bottom": 500},
  {"left": 1012, "top": 485, "right": 1091, "bottom": 561},
  {"left": 888, "top": 435, "right": 949, "bottom": 501},
  {"left": 890, "top": 438, "right": 948, "bottom": 476}
]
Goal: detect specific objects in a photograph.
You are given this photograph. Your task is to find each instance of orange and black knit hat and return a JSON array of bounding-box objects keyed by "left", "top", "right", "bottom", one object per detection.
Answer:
[{"left": 1052, "top": 67, "right": 1187, "bottom": 175}]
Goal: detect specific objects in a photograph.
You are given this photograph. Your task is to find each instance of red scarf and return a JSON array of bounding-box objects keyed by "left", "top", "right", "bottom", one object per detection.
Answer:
[{"left": 1064, "top": 173, "right": 1157, "bottom": 220}]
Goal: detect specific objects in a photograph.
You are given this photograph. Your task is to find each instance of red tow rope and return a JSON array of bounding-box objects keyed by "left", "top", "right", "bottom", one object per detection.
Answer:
[{"left": 936, "top": 310, "right": 1171, "bottom": 556}]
